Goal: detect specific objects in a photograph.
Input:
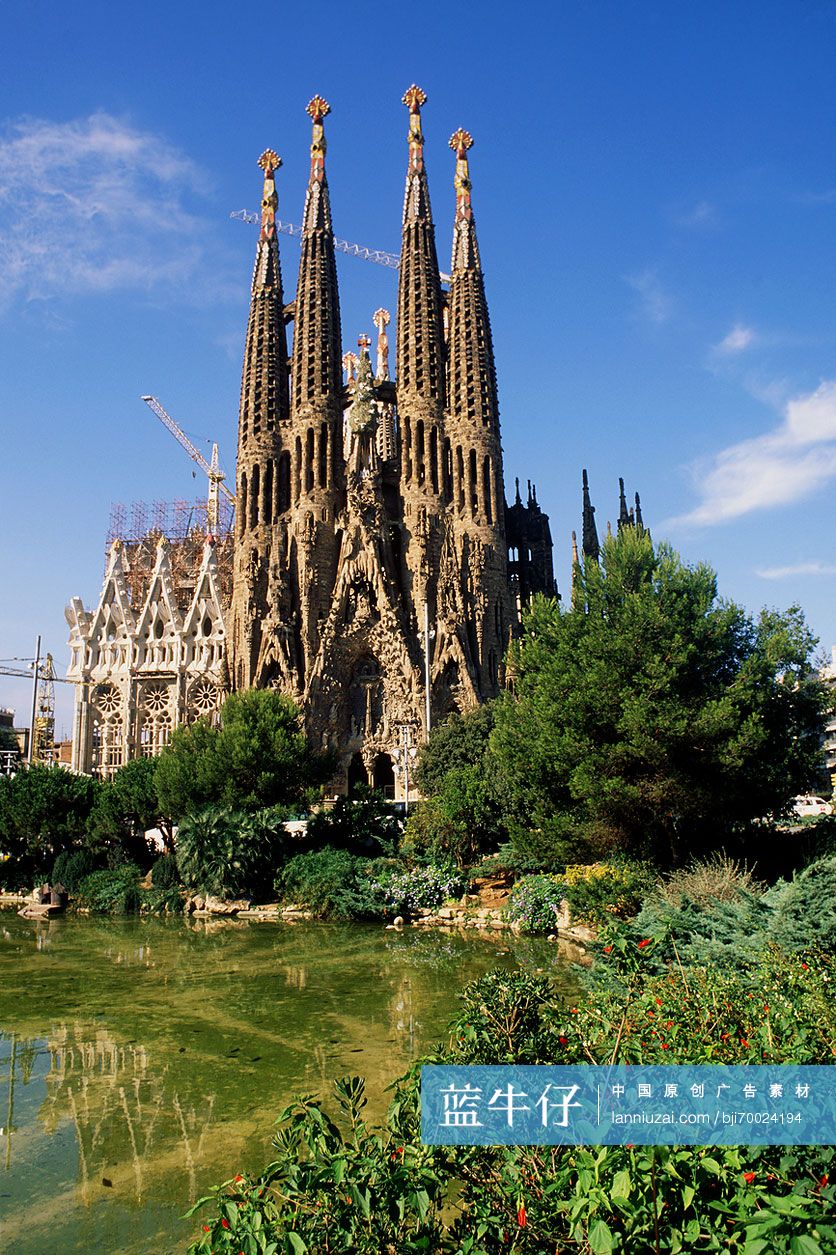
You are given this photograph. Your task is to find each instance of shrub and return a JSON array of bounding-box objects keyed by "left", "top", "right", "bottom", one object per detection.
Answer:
[
  {"left": 275, "top": 847, "right": 382, "bottom": 920},
  {"left": 504, "top": 873, "right": 565, "bottom": 934},
  {"left": 370, "top": 862, "right": 466, "bottom": 916},
  {"left": 150, "top": 853, "right": 180, "bottom": 889},
  {"left": 656, "top": 852, "right": 763, "bottom": 908},
  {"left": 189, "top": 954, "right": 836, "bottom": 1254},
  {"left": 769, "top": 855, "right": 836, "bottom": 953},
  {"left": 175, "top": 804, "right": 288, "bottom": 899},
  {"left": 51, "top": 848, "right": 99, "bottom": 893},
  {"left": 141, "top": 884, "right": 184, "bottom": 914},
  {"left": 306, "top": 786, "right": 400, "bottom": 857},
  {"left": 75, "top": 864, "right": 142, "bottom": 913},
  {"left": 561, "top": 859, "right": 655, "bottom": 924}
]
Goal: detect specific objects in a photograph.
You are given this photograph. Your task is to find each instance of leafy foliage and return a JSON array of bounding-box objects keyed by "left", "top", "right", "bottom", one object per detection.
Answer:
[
  {"left": 504, "top": 874, "right": 565, "bottom": 934},
  {"left": 274, "top": 847, "right": 383, "bottom": 920},
  {"left": 86, "top": 756, "right": 169, "bottom": 865},
  {"left": 150, "top": 852, "right": 181, "bottom": 889},
  {"left": 408, "top": 705, "right": 506, "bottom": 867},
  {"left": 51, "top": 847, "right": 100, "bottom": 892},
  {"left": 75, "top": 864, "right": 142, "bottom": 913},
  {"left": 770, "top": 856, "right": 836, "bottom": 954},
  {"left": 175, "top": 805, "right": 288, "bottom": 899},
  {"left": 155, "top": 690, "right": 333, "bottom": 820},
  {"left": 189, "top": 951, "right": 835, "bottom": 1253},
  {"left": 370, "top": 862, "right": 467, "bottom": 915},
  {"left": 491, "top": 528, "right": 831, "bottom": 868},
  {"left": 306, "top": 786, "right": 401, "bottom": 857},
  {"left": 561, "top": 860, "right": 656, "bottom": 925},
  {"left": 0, "top": 764, "right": 97, "bottom": 876}
]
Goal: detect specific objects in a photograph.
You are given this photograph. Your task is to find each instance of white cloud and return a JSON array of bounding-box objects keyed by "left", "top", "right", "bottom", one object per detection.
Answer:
[
  {"left": 756, "top": 561, "right": 836, "bottom": 580},
  {"left": 676, "top": 199, "right": 717, "bottom": 228},
  {"left": 625, "top": 269, "right": 674, "bottom": 324},
  {"left": 670, "top": 380, "right": 836, "bottom": 527},
  {"left": 0, "top": 112, "right": 219, "bottom": 309},
  {"left": 715, "top": 324, "right": 756, "bottom": 355}
]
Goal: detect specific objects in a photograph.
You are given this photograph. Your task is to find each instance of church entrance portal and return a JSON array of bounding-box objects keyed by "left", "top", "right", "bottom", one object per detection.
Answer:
[{"left": 372, "top": 752, "right": 395, "bottom": 799}]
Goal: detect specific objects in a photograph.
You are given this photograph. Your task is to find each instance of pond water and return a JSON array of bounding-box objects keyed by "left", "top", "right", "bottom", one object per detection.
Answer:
[{"left": 0, "top": 911, "right": 569, "bottom": 1254}]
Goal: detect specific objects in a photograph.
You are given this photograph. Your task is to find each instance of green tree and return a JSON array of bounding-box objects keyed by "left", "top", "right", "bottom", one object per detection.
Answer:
[
  {"left": 0, "top": 764, "right": 97, "bottom": 877},
  {"left": 87, "top": 757, "right": 171, "bottom": 863},
  {"left": 492, "top": 527, "right": 831, "bottom": 867},
  {"left": 155, "top": 690, "right": 333, "bottom": 821},
  {"left": 408, "top": 704, "right": 506, "bottom": 866}
]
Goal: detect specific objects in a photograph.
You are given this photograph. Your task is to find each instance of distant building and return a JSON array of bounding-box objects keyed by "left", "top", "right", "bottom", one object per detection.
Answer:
[{"left": 821, "top": 646, "right": 836, "bottom": 791}]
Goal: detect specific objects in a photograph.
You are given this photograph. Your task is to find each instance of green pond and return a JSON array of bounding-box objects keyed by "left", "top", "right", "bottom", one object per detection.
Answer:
[{"left": 0, "top": 911, "right": 570, "bottom": 1254}]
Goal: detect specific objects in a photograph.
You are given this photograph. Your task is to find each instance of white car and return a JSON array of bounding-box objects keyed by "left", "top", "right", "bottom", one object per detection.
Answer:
[{"left": 792, "top": 795, "right": 833, "bottom": 818}]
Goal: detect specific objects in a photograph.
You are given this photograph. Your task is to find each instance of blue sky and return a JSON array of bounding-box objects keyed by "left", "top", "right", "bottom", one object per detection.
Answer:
[{"left": 2, "top": 0, "right": 835, "bottom": 737}]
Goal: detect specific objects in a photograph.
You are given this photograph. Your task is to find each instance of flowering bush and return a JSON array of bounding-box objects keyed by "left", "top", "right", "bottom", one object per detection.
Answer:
[
  {"left": 370, "top": 862, "right": 466, "bottom": 915},
  {"left": 504, "top": 873, "right": 565, "bottom": 934},
  {"left": 189, "top": 948, "right": 836, "bottom": 1253},
  {"left": 561, "top": 860, "right": 654, "bottom": 924}
]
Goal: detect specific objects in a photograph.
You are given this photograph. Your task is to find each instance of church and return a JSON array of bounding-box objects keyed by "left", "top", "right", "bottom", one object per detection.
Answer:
[
  {"left": 67, "top": 90, "right": 649, "bottom": 792},
  {"left": 228, "top": 88, "right": 556, "bottom": 796}
]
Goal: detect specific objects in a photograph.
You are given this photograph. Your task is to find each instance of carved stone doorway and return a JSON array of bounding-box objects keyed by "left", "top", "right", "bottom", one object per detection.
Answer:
[
  {"left": 347, "top": 752, "right": 368, "bottom": 795},
  {"left": 372, "top": 752, "right": 395, "bottom": 799}
]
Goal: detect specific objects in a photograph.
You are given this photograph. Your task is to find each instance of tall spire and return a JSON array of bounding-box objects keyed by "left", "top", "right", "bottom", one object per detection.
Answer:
[
  {"left": 396, "top": 85, "right": 446, "bottom": 402},
  {"left": 582, "top": 469, "right": 600, "bottom": 562},
  {"left": 292, "top": 96, "right": 342, "bottom": 415},
  {"left": 618, "top": 476, "right": 630, "bottom": 531},
  {"left": 237, "top": 148, "right": 290, "bottom": 445},
  {"left": 446, "top": 130, "right": 499, "bottom": 434},
  {"left": 634, "top": 491, "right": 644, "bottom": 530},
  {"left": 449, "top": 128, "right": 481, "bottom": 273}
]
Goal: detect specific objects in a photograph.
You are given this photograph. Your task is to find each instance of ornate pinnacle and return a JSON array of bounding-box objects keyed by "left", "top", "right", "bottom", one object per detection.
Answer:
[
  {"left": 342, "top": 351, "right": 358, "bottom": 382},
  {"left": 403, "top": 85, "right": 426, "bottom": 167},
  {"left": 449, "top": 128, "right": 474, "bottom": 157},
  {"left": 373, "top": 308, "right": 390, "bottom": 380},
  {"left": 258, "top": 149, "right": 281, "bottom": 175},
  {"left": 306, "top": 96, "right": 331, "bottom": 123},
  {"left": 357, "top": 333, "right": 372, "bottom": 356},
  {"left": 402, "top": 84, "right": 427, "bottom": 112}
]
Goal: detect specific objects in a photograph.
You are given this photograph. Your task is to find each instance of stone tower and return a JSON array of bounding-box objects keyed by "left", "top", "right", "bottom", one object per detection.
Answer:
[{"left": 229, "top": 90, "right": 555, "bottom": 797}]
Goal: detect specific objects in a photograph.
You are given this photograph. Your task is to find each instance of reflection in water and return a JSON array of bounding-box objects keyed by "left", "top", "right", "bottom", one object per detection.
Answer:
[{"left": 0, "top": 912, "right": 571, "bottom": 1254}]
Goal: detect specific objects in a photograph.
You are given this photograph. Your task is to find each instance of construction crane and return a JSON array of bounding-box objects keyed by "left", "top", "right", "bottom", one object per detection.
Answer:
[
  {"left": 0, "top": 650, "right": 73, "bottom": 768},
  {"left": 229, "top": 210, "right": 453, "bottom": 284},
  {"left": 141, "top": 396, "right": 236, "bottom": 536},
  {"left": 230, "top": 211, "right": 400, "bottom": 269}
]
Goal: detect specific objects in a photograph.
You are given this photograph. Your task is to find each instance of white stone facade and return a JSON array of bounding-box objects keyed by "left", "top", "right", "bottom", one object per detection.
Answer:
[{"left": 66, "top": 536, "right": 227, "bottom": 776}]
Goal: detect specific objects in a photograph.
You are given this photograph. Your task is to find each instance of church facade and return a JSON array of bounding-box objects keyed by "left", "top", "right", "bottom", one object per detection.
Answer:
[{"left": 228, "top": 89, "right": 555, "bottom": 796}]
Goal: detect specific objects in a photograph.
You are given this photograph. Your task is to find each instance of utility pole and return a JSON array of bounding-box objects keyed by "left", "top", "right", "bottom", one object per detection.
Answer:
[{"left": 27, "top": 635, "right": 41, "bottom": 765}]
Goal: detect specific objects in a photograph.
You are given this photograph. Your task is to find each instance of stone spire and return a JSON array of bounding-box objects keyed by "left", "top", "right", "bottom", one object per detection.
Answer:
[
  {"left": 373, "top": 308, "right": 390, "bottom": 380},
  {"left": 291, "top": 97, "right": 343, "bottom": 422},
  {"left": 396, "top": 85, "right": 446, "bottom": 404},
  {"left": 238, "top": 149, "right": 290, "bottom": 450},
  {"left": 635, "top": 491, "right": 644, "bottom": 530},
  {"left": 582, "top": 469, "right": 600, "bottom": 562},
  {"left": 618, "top": 476, "right": 630, "bottom": 532},
  {"left": 446, "top": 130, "right": 499, "bottom": 436}
]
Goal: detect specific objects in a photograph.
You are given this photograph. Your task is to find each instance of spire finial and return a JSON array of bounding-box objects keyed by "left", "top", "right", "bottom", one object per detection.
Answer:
[
  {"left": 515, "top": 476, "right": 521, "bottom": 505},
  {"left": 306, "top": 97, "right": 330, "bottom": 182},
  {"left": 258, "top": 148, "right": 281, "bottom": 175},
  {"left": 257, "top": 149, "right": 281, "bottom": 242},
  {"left": 571, "top": 530, "right": 579, "bottom": 564},
  {"left": 357, "top": 333, "right": 372, "bottom": 357},
  {"left": 373, "top": 308, "right": 390, "bottom": 380},
  {"left": 449, "top": 127, "right": 474, "bottom": 158},
  {"left": 403, "top": 85, "right": 427, "bottom": 168},
  {"left": 634, "top": 491, "right": 644, "bottom": 530},
  {"left": 342, "top": 351, "right": 358, "bottom": 383},
  {"left": 306, "top": 95, "right": 331, "bottom": 124},
  {"left": 450, "top": 130, "right": 474, "bottom": 210}
]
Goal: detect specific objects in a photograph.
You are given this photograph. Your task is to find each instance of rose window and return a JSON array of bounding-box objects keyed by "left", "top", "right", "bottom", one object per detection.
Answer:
[
  {"left": 190, "top": 678, "right": 218, "bottom": 714},
  {"left": 95, "top": 684, "right": 120, "bottom": 717},
  {"left": 144, "top": 683, "right": 169, "bottom": 715}
]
